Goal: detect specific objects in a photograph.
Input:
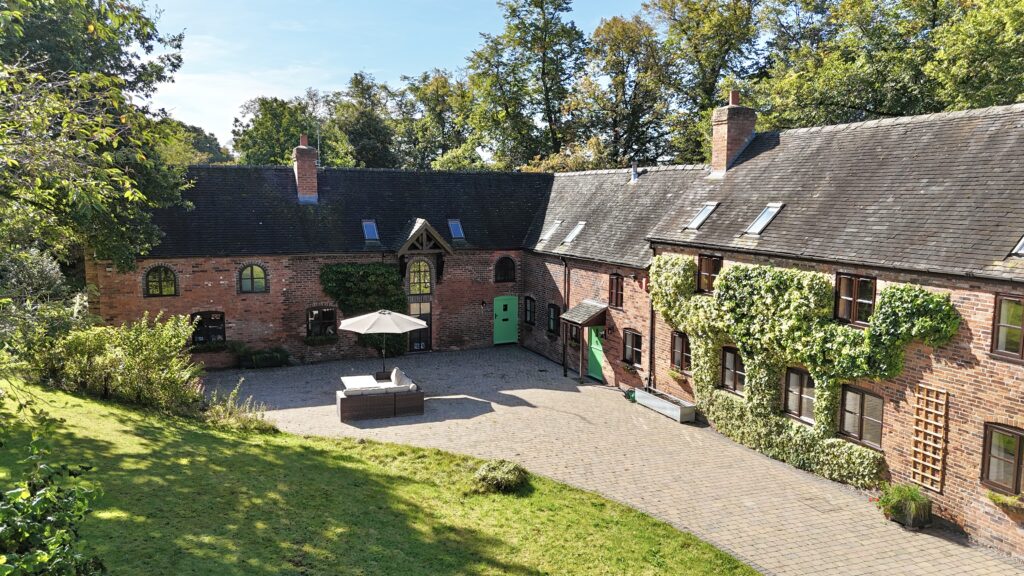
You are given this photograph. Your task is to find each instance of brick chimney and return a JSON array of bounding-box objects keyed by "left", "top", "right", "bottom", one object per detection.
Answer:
[
  {"left": 710, "top": 90, "right": 756, "bottom": 176},
  {"left": 293, "top": 133, "right": 318, "bottom": 204}
]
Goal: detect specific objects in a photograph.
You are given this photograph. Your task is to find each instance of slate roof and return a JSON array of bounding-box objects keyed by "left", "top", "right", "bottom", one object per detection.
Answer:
[
  {"left": 648, "top": 103, "right": 1024, "bottom": 283},
  {"left": 561, "top": 299, "right": 608, "bottom": 326},
  {"left": 147, "top": 103, "right": 1024, "bottom": 283},
  {"left": 147, "top": 166, "right": 552, "bottom": 258},
  {"left": 522, "top": 166, "right": 709, "bottom": 268}
]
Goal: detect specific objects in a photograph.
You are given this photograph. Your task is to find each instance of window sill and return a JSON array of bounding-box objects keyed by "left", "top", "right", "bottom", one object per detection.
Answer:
[
  {"left": 988, "top": 351, "right": 1024, "bottom": 366},
  {"left": 835, "top": 319, "right": 868, "bottom": 330},
  {"left": 143, "top": 294, "right": 178, "bottom": 298},
  {"left": 784, "top": 413, "right": 814, "bottom": 426},
  {"left": 721, "top": 388, "right": 745, "bottom": 398},
  {"left": 981, "top": 479, "right": 1020, "bottom": 497},
  {"left": 838, "top": 433, "right": 882, "bottom": 452}
]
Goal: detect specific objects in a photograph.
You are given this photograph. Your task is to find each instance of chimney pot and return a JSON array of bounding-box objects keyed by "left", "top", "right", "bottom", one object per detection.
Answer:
[
  {"left": 293, "top": 135, "right": 318, "bottom": 204},
  {"left": 729, "top": 90, "right": 741, "bottom": 106},
  {"left": 631, "top": 159, "right": 639, "bottom": 182}
]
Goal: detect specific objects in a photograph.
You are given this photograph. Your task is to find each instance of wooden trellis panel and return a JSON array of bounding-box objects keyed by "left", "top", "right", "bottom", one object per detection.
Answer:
[{"left": 911, "top": 385, "right": 948, "bottom": 493}]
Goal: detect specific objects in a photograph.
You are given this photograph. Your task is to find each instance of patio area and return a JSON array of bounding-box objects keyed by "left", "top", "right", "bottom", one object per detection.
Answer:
[{"left": 205, "top": 347, "right": 1023, "bottom": 576}]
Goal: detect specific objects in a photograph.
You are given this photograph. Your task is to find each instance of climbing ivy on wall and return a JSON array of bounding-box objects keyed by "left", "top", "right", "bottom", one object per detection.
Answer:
[
  {"left": 649, "top": 254, "right": 961, "bottom": 488},
  {"left": 320, "top": 263, "right": 409, "bottom": 358}
]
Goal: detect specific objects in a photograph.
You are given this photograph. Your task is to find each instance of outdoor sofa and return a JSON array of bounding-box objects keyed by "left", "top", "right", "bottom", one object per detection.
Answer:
[{"left": 336, "top": 367, "right": 424, "bottom": 421}]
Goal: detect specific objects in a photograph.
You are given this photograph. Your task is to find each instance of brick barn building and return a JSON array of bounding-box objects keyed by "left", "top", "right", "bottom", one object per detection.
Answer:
[{"left": 87, "top": 100, "right": 1024, "bottom": 557}]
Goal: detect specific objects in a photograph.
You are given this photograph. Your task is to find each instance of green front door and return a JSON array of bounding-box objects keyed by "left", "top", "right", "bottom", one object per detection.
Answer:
[
  {"left": 588, "top": 327, "right": 604, "bottom": 382},
  {"left": 493, "top": 296, "right": 518, "bottom": 344}
]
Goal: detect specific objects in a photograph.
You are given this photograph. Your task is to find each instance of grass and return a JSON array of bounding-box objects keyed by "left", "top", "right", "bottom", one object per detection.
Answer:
[{"left": 0, "top": 384, "right": 756, "bottom": 575}]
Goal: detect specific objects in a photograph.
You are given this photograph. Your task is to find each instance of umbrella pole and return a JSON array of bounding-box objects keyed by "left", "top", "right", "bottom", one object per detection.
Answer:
[{"left": 382, "top": 333, "right": 387, "bottom": 373}]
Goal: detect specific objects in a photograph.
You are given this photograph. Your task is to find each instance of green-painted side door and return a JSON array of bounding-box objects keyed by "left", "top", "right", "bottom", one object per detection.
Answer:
[
  {"left": 493, "top": 296, "right": 518, "bottom": 344},
  {"left": 588, "top": 327, "right": 604, "bottom": 382}
]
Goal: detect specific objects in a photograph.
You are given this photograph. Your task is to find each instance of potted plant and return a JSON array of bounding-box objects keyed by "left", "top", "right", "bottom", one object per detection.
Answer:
[
  {"left": 667, "top": 368, "right": 684, "bottom": 380},
  {"left": 876, "top": 483, "right": 932, "bottom": 529},
  {"left": 621, "top": 362, "right": 639, "bottom": 374}
]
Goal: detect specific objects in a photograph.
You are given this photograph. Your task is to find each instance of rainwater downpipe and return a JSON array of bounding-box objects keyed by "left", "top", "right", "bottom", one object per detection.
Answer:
[
  {"left": 646, "top": 247, "right": 656, "bottom": 391},
  {"left": 561, "top": 256, "right": 569, "bottom": 378}
]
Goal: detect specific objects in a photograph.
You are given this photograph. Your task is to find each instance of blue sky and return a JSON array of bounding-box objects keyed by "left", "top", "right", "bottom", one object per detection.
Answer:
[{"left": 148, "top": 0, "right": 645, "bottom": 145}]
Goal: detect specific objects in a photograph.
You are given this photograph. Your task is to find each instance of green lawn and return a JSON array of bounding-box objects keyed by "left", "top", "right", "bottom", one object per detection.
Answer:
[{"left": 0, "top": 385, "right": 755, "bottom": 575}]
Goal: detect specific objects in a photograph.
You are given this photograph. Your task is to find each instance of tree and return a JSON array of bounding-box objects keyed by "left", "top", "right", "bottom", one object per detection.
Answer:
[
  {"left": 571, "top": 16, "right": 671, "bottom": 166},
  {"left": 157, "top": 119, "right": 233, "bottom": 166},
  {"left": 392, "top": 70, "right": 475, "bottom": 170},
  {"left": 750, "top": 0, "right": 963, "bottom": 129},
  {"left": 502, "top": 0, "right": 587, "bottom": 154},
  {"left": 467, "top": 35, "right": 541, "bottom": 168},
  {"left": 926, "top": 0, "right": 1024, "bottom": 109},
  {"left": 1, "top": 0, "right": 188, "bottom": 270},
  {"left": 644, "top": 0, "right": 758, "bottom": 162},
  {"left": 467, "top": 0, "right": 586, "bottom": 166},
  {"left": 0, "top": 65, "right": 186, "bottom": 270},
  {"left": 231, "top": 97, "right": 319, "bottom": 165},
  {"left": 0, "top": 0, "right": 182, "bottom": 98},
  {"left": 521, "top": 136, "right": 612, "bottom": 172},
  {"left": 328, "top": 73, "right": 399, "bottom": 168}
]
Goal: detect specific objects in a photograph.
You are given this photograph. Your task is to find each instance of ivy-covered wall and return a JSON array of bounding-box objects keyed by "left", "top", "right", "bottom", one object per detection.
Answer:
[
  {"left": 649, "top": 254, "right": 961, "bottom": 488},
  {"left": 320, "top": 263, "right": 409, "bottom": 357}
]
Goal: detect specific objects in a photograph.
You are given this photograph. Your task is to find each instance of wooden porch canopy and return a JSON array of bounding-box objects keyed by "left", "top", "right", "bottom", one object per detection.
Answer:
[
  {"left": 560, "top": 299, "right": 608, "bottom": 382},
  {"left": 561, "top": 299, "right": 608, "bottom": 327}
]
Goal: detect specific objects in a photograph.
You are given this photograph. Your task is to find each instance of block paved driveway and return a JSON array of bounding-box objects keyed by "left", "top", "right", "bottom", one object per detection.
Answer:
[{"left": 206, "top": 347, "right": 1023, "bottom": 576}]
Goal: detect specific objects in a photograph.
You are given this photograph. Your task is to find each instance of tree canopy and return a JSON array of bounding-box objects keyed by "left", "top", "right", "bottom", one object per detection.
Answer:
[{"left": 228, "top": 0, "right": 1024, "bottom": 172}]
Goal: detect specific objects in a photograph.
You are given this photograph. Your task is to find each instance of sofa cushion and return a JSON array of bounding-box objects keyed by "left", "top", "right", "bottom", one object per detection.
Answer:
[
  {"left": 390, "top": 367, "right": 401, "bottom": 385},
  {"left": 345, "top": 385, "right": 394, "bottom": 396}
]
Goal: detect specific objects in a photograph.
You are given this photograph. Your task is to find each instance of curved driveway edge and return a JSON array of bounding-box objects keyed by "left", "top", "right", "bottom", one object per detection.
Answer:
[{"left": 206, "top": 347, "right": 1023, "bottom": 576}]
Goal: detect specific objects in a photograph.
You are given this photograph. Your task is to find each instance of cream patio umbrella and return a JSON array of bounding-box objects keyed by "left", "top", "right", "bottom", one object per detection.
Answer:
[{"left": 337, "top": 310, "right": 428, "bottom": 373}]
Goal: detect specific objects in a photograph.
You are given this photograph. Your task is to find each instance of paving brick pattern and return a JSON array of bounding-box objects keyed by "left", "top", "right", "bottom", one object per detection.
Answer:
[{"left": 206, "top": 347, "right": 1023, "bottom": 576}]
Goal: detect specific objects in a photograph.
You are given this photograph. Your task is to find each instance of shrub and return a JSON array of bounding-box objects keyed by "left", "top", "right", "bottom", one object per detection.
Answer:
[
  {"left": 986, "top": 490, "right": 1024, "bottom": 510},
  {"left": 648, "top": 256, "right": 960, "bottom": 489},
  {"left": 473, "top": 459, "right": 528, "bottom": 494},
  {"left": 225, "top": 341, "right": 290, "bottom": 368},
  {"left": 204, "top": 378, "right": 277, "bottom": 434},
  {"left": 50, "top": 313, "right": 204, "bottom": 415},
  {"left": 319, "top": 263, "right": 408, "bottom": 358},
  {"left": 877, "top": 483, "right": 931, "bottom": 525},
  {"left": 0, "top": 398, "right": 104, "bottom": 575}
]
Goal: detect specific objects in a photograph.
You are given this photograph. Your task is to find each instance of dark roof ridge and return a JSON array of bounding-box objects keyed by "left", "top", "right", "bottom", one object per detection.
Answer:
[
  {"left": 185, "top": 163, "right": 546, "bottom": 177},
  {"left": 774, "top": 102, "right": 1024, "bottom": 136},
  {"left": 552, "top": 164, "right": 708, "bottom": 177},
  {"left": 188, "top": 163, "right": 290, "bottom": 170}
]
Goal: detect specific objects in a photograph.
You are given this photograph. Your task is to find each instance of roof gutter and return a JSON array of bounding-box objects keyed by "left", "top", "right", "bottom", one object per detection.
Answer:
[{"left": 646, "top": 237, "right": 1018, "bottom": 287}]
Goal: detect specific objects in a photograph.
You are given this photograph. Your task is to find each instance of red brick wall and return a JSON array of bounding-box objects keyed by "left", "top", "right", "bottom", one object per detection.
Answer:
[
  {"left": 86, "top": 250, "right": 525, "bottom": 363},
  {"left": 651, "top": 245, "right": 1024, "bottom": 558},
  {"left": 521, "top": 253, "right": 649, "bottom": 389}
]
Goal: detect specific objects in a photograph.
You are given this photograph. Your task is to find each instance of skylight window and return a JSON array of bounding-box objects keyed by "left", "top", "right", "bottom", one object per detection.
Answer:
[
  {"left": 685, "top": 202, "right": 720, "bottom": 230},
  {"left": 563, "top": 221, "right": 586, "bottom": 244},
  {"left": 1013, "top": 235, "right": 1024, "bottom": 256},
  {"left": 745, "top": 203, "right": 784, "bottom": 236},
  {"left": 540, "top": 219, "right": 563, "bottom": 241},
  {"left": 448, "top": 218, "right": 465, "bottom": 240},
  {"left": 362, "top": 219, "right": 379, "bottom": 241}
]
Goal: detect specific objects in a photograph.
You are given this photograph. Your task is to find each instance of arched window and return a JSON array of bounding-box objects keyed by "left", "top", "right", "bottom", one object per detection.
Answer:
[
  {"left": 239, "top": 264, "right": 268, "bottom": 293},
  {"left": 494, "top": 257, "right": 516, "bottom": 283},
  {"left": 409, "top": 260, "right": 431, "bottom": 295},
  {"left": 144, "top": 266, "right": 177, "bottom": 297}
]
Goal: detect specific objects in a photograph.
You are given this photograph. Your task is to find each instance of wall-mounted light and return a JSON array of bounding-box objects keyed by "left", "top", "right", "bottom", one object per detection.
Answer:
[{"left": 629, "top": 273, "right": 638, "bottom": 281}]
